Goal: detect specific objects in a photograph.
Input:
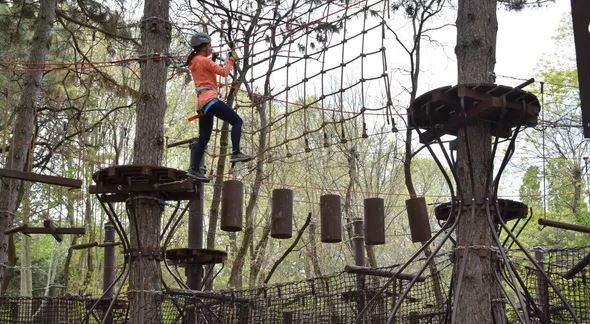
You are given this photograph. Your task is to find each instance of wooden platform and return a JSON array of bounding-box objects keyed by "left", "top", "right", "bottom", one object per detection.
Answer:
[
  {"left": 89, "top": 165, "right": 197, "bottom": 202},
  {"left": 434, "top": 199, "right": 528, "bottom": 222},
  {"left": 165, "top": 248, "right": 227, "bottom": 266},
  {"left": 409, "top": 84, "right": 540, "bottom": 143}
]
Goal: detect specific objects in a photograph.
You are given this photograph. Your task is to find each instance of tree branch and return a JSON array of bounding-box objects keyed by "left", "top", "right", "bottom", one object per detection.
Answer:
[{"left": 263, "top": 212, "right": 312, "bottom": 284}]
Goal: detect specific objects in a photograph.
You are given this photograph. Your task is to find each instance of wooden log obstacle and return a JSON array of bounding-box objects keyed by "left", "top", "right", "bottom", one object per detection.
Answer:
[{"left": 5, "top": 219, "right": 85, "bottom": 242}]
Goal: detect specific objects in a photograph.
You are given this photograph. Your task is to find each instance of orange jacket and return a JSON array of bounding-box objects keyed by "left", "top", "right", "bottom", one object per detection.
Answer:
[{"left": 189, "top": 54, "right": 235, "bottom": 110}]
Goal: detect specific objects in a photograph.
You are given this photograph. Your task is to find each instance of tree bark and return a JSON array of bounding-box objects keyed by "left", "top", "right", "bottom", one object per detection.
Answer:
[
  {"left": 0, "top": 0, "right": 58, "bottom": 287},
  {"left": 454, "top": 1, "right": 504, "bottom": 323},
  {"left": 128, "top": 0, "right": 171, "bottom": 322}
]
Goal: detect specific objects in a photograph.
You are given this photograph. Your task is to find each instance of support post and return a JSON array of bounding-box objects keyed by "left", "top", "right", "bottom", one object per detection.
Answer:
[
  {"left": 187, "top": 183, "right": 204, "bottom": 290},
  {"left": 183, "top": 182, "right": 204, "bottom": 324},
  {"left": 103, "top": 222, "right": 116, "bottom": 324},
  {"left": 352, "top": 219, "right": 365, "bottom": 267}
]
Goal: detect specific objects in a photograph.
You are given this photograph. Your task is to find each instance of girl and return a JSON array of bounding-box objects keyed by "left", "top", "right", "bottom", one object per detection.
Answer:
[{"left": 186, "top": 32, "right": 251, "bottom": 181}]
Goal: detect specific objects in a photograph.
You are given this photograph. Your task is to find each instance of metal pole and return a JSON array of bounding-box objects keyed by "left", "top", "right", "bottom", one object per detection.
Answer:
[
  {"left": 103, "top": 222, "right": 116, "bottom": 324},
  {"left": 352, "top": 219, "right": 365, "bottom": 267}
]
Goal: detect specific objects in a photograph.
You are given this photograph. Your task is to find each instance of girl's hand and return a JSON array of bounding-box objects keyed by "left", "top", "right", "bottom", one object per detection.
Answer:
[{"left": 226, "top": 50, "right": 239, "bottom": 61}]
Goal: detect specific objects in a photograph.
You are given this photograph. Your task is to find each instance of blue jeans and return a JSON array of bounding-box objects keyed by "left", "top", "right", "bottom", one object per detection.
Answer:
[{"left": 190, "top": 100, "right": 243, "bottom": 170}]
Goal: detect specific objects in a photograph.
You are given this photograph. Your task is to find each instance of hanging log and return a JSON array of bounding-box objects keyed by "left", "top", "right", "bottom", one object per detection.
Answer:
[
  {"left": 271, "top": 189, "right": 293, "bottom": 239},
  {"left": 364, "top": 198, "right": 385, "bottom": 245},
  {"left": 320, "top": 194, "right": 342, "bottom": 243},
  {"left": 221, "top": 180, "right": 243, "bottom": 232},
  {"left": 405, "top": 197, "right": 432, "bottom": 243}
]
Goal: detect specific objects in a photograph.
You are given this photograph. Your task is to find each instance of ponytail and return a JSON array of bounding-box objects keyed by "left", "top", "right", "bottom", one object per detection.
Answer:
[{"left": 185, "top": 49, "right": 198, "bottom": 67}]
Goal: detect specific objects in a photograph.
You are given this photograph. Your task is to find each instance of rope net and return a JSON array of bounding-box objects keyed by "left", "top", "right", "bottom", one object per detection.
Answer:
[
  {"left": 174, "top": 0, "right": 395, "bottom": 162},
  {"left": 512, "top": 246, "right": 590, "bottom": 324},
  {"left": 0, "top": 247, "right": 587, "bottom": 323}
]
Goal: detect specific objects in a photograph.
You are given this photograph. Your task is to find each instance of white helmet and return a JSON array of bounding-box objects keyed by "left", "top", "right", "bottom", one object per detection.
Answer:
[{"left": 190, "top": 32, "right": 211, "bottom": 48}]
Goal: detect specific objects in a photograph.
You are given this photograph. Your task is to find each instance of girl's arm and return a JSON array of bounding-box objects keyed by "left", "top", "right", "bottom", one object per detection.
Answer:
[{"left": 205, "top": 57, "right": 235, "bottom": 77}]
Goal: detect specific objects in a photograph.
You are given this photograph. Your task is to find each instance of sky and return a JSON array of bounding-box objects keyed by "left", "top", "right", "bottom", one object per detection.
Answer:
[
  {"left": 422, "top": 0, "right": 574, "bottom": 90},
  {"left": 496, "top": 0, "right": 572, "bottom": 83}
]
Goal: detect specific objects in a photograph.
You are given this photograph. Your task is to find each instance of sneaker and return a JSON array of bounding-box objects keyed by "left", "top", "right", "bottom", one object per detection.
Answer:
[
  {"left": 230, "top": 152, "right": 252, "bottom": 163},
  {"left": 186, "top": 168, "right": 209, "bottom": 181}
]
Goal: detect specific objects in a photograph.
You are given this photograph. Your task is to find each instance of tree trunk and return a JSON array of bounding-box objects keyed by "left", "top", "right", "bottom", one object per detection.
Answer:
[
  {"left": 128, "top": 0, "right": 171, "bottom": 322},
  {"left": 366, "top": 245, "right": 377, "bottom": 268},
  {"left": 81, "top": 196, "right": 94, "bottom": 292},
  {"left": 454, "top": 1, "right": 504, "bottom": 323},
  {"left": 249, "top": 211, "right": 271, "bottom": 288},
  {"left": 19, "top": 187, "right": 32, "bottom": 297},
  {"left": 572, "top": 165, "right": 582, "bottom": 217},
  {"left": 343, "top": 147, "right": 359, "bottom": 258},
  {"left": 61, "top": 187, "right": 78, "bottom": 291},
  {"left": 0, "top": 0, "right": 58, "bottom": 287},
  {"left": 307, "top": 220, "right": 323, "bottom": 277}
]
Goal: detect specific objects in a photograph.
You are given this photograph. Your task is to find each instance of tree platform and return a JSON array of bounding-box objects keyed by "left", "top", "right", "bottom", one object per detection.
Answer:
[
  {"left": 89, "top": 165, "right": 200, "bottom": 202},
  {"left": 409, "top": 84, "right": 540, "bottom": 143}
]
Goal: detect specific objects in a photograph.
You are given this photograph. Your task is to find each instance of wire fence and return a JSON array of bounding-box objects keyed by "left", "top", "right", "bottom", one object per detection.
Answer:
[{"left": 0, "top": 247, "right": 587, "bottom": 323}]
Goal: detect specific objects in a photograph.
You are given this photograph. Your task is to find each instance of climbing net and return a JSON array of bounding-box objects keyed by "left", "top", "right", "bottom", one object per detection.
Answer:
[
  {"left": 174, "top": 0, "right": 394, "bottom": 162},
  {"left": 1, "top": 247, "right": 587, "bottom": 323}
]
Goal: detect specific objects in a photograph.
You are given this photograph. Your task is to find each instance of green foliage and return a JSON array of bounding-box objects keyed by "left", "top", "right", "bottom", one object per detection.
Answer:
[{"left": 517, "top": 15, "right": 589, "bottom": 248}]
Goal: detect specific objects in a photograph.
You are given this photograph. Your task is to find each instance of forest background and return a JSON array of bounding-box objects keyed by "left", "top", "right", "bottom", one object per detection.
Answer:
[{"left": 0, "top": 0, "right": 587, "bottom": 297}]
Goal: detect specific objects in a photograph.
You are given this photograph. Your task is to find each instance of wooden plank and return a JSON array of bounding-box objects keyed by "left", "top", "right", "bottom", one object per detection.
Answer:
[
  {"left": 21, "top": 227, "right": 86, "bottom": 235},
  {"left": 5, "top": 224, "right": 28, "bottom": 235},
  {"left": 563, "top": 252, "right": 590, "bottom": 279},
  {"left": 538, "top": 218, "right": 590, "bottom": 234},
  {"left": 0, "top": 168, "right": 82, "bottom": 188},
  {"left": 344, "top": 265, "right": 426, "bottom": 282},
  {"left": 419, "top": 99, "right": 498, "bottom": 143},
  {"left": 6, "top": 222, "right": 85, "bottom": 240}
]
